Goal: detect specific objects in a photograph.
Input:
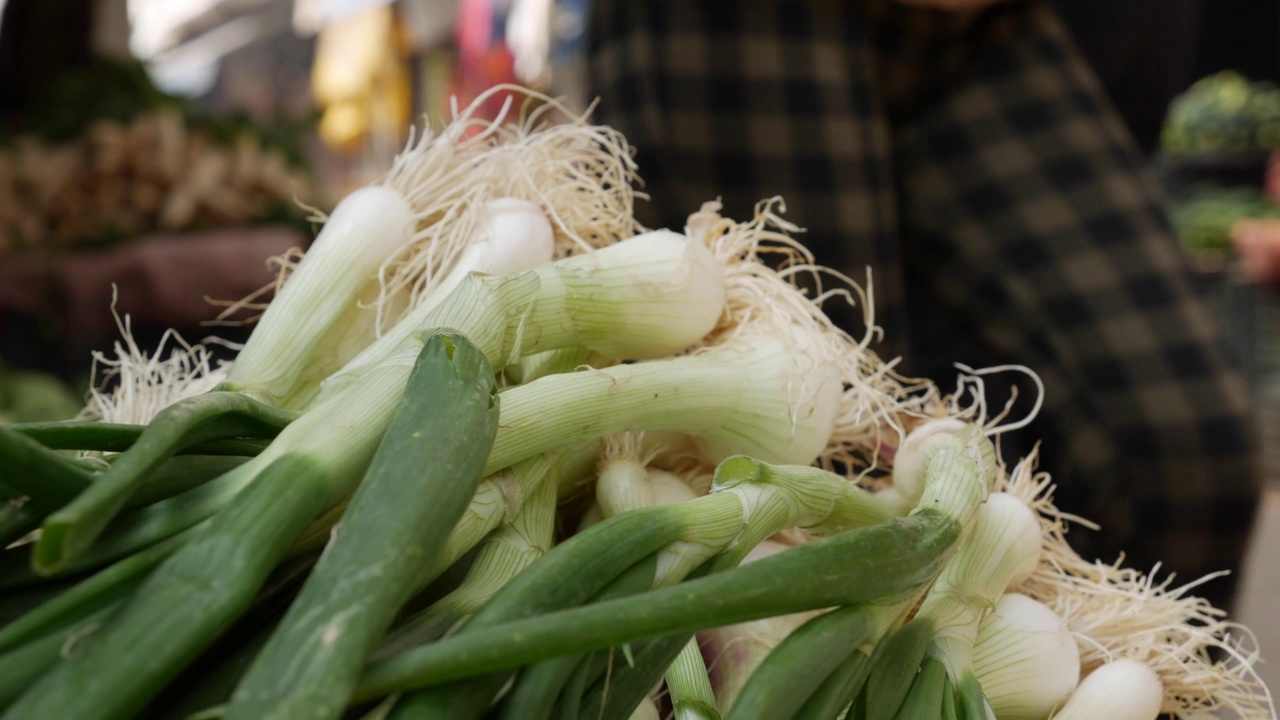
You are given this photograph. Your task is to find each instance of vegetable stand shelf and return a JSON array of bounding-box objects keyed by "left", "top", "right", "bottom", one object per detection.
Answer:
[{"left": 0, "top": 226, "right": 306, "bottom": 381}]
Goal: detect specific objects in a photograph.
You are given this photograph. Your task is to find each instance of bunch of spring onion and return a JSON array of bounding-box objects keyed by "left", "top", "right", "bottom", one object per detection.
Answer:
[{"left": 2, "top": 101, "right": 1274, "bottom": 720}]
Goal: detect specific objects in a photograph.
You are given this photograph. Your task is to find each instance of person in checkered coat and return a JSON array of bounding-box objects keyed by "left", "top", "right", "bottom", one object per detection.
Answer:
[{"left": 588, "top": 0, "right": 1263, "bottom": 610}]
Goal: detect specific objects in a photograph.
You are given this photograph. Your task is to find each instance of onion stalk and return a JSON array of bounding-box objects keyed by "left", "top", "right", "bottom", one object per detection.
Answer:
[{"left": 911, "top": 492, "right": 1042, "bottom": 718}]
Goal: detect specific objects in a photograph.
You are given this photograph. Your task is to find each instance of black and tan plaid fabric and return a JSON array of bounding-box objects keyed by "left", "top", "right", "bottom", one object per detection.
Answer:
[{"left": 589, "top": 0, "right": 1263, "bottom": 609}]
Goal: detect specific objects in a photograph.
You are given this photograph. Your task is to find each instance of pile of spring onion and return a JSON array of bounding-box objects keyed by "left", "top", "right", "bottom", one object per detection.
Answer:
[{"left": 0, "top": 88, "right": 1273, "bottom": 720}]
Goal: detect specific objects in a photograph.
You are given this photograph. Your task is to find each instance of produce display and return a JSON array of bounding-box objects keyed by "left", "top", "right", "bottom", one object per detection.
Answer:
[
  {"left": 1169, "top": 186, "right": 1280, "bottom": 252},
  {"left": 0, "top": 59, "right": 310, "bottom": 254},
  {"left": 0, "top": 88, "right": 1272, "bottom": 720},
  {"left": 1162, "top": 71, "right": 1280, "bottom": 156},
  {"left": 0, "top": 364, "right": 80, "bottom": 425}
]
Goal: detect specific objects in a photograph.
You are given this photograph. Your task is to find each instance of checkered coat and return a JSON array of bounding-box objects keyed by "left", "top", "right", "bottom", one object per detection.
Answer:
[{"left": 588, "top": 0, "right": 1263, "bottom": 609}]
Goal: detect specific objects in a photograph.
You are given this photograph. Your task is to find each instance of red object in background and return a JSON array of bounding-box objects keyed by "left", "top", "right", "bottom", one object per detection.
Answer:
[
  {"left": 1265, "top": 149, "right": 1280, "bottom": 203},
  {"left": 451, "top": 0, "right": 521, "bottom": 133}
]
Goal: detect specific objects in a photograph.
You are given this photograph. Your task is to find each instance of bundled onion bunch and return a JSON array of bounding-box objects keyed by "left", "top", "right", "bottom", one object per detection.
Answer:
[{"left": 0, "top": 88, "right": 1271, "bottom": 720}]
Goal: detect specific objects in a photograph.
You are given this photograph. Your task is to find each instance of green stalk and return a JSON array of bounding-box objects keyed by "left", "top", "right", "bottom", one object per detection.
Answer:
[
  {"left": 395, "top": 453, "right": 921, "bottom": 719},
  {"left": 494, "top": 559, "right": 667, "bottom": 720},
  {"left": 482, "top": 334, "right": 840, "bottom": 476},
  {"left": 7, "top": 422, "right": 271, "bottom": 456},
  {"left": 954, "top": 673, "right": 994, "bottom": 720},
  {"left": 724, "top": 606, "right": 878, "bottom": 720},
  {"left": 0, "top": 453, "right": 332, "bottom": 720},
  {"left": 577, "top": 636, "right": 690, "bottom": 720},
  {"left": 0, "top": 503, "right": 40, "bottom": 549},
  {"left": 124, "top": 455, "right": 250, "bottom": 509},
  {"left": 225, "top": 332, "right": 501, "bottom": 720},
  {"left": 0, "top": 481, "right": 235, "bottom": 588},
  {"left": 355, "top": 511, "right": 960, "bottom": 700},
  {"left": 369, "top": 443, "right": 595, "bottom": 660},
  {"left": 0, "top": 581, "right": 76, "bottom": 632},
  {"left": 0, "top": 527, "right": 191, "bottom": 653},
  {"left": 0, "top": 428, "right": 93, "bottom": 510},
  {"left": 0, "top": 605, "right": 115, "bottom": 707},
  {"left": 862, "top": 616, "right": 937, "bottom": 720},
  {"left": 666, "top": 639, "right": 719, "bottom": 720},
  {"left": 13, "top": 232, "right": 719, "bottom": 588},
  {"left": 322, "top": 228, "right": 725, "bottom": 404},
  {"left": 384, "top": 535, "right": 671, "bottom": 719},
  {"left": 405, "top": 441, "right": 595, "bottom": 598},
  {"left": 707, "top": 457, "right": 902, "bottom": 569},
  {"left": 892, "top": 657, "right": 949, "bottom": 720},
  {"left": 9, "top": 308, "right": 475, "bottom": 585},
  {"left": 501, "top": 346, "right": 601, "bottom": 386},
  {"left": 35, "top": 393, "right": 295, "bottom": 573},
  {"left": 146, "top": 550, "right": 323, "bottom": 720},
  {"left": 496, "top": 655, "right": 589, "bottom": 720},
  {"left": 4, "top": 455, "right": 248, "bottom": 568},
  {"left": 792, "top": 650, "right": 872, "bottom": 720},
  {"left": 558, "top": 655, "right": 594, "bottom": 720},
  {"left": 942, "top": 675, "right": 960, "bottom": 720},
  {"left": 385, "top": 456, "right": 560, "bottom": 652},
  {"left": 217, "top": 185, "right": 416, "bottom": 407}
]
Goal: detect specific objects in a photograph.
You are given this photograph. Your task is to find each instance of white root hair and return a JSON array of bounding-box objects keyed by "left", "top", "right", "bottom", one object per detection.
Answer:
[
  {"left": 680, "top": 199, "right": 950, "bottom": 477},
  {"left": 218, "top": 85, "right": 640, "bottom": 344},
  {"left": 81, "top": 295, "right": 229, "bottom": 427},
  {"left": 372, "top": 85, "right": 641, "bottom": 333},
  {"left": 998, "top": 450, "right": 1274, "bottom": 718}
]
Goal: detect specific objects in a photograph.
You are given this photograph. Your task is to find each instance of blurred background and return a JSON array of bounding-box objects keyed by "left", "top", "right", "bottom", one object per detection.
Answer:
[
  {"left": 0, "top": 0, "right": 596, "bottom": 396},
  {"left": 0, "top": 0, "right": 1279, "bottom": 698}
]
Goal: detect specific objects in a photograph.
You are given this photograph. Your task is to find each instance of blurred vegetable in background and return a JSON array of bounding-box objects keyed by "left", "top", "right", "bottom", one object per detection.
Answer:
[
  {"left": 0, "top": 57, "right": 313, "bottom": 254},
  {"left": 1163, "top": 71, "right": 1280, "bottom": 155},
  {"left": 0, "top": 363, "right": 81, "bottom": 424},
  {"left": 1169, "top": 186, "right": 1280, "bottom": 252}
]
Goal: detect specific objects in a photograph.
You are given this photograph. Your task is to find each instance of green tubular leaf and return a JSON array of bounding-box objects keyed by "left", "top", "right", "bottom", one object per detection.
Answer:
[
  {"left": 8, "top": 421, "right": 271, "bottom": 456},
  {"left": 725, "top": 605, "right": 877, "bottom": 720},
  {"left": 36, "top": 392, "right": 295, "bottom": 573},
  {"left": 494, "top": 555, "right": 667, "bottom": 720},
  {"left": 577, "top": 635, "right": 693, "bottom": 720},
  {"left": 463, "top": 510, "right": 679, "bottom": 631},
  {"left": 0, "top": 428, "right": 93, "bottom": 511},
  {"left": 893, "top": 657, "right": 948, "bottom": 720},
  {"left": 665, "top": 638, "right": 719, "bottom": 720},
  {"left": 0, "top": 527, "right": 191, "bottom": 654},
  {"left": 356, "top": 511, "right": 960, "bottom": 701},
  {"left": 6, "top": 422, "right": 148, "bottom": 452},
  {"left": 558, "top": 652, "right": 594, "bottom": 720},
  {"left": 123, "top": 455, "right": 250, "bottom": 509},
  {"left": 497, "top": 654, "right": 589, "bottom": 720},
  {"left": 0, "top": 605, "right": 115, "bottom": 707},
  {"left": 864, "top": 616, "right": 936, "bottom": 720},
  {"left": 391, "top": 552, "right": 664, "bottom": 720},
  {"left": 0, "top": 503, "right": 41, "bottom": 549},
  {"left": 712, "top": 457, "right": 900, "bottom": 541},
  {"left": 1, "top": 453, "right": 333, "bottom": 720},
  {"left": 941, "top": 675, "right": 959, "bottom": 720},
  {"left": 792, "top": 649, "right": 872, "bottom": 720},
  {"left": 0, "top": 468, "right": 255, "bottom": 588},
  {"left": 224, "top": 332, "right": 501, "bottom": 720},
  {"left": 955, "top": 673, "right": 994, "bottom": 720},
  {"left": 383, "top": 460, "right": 559, "bottom": 657}
]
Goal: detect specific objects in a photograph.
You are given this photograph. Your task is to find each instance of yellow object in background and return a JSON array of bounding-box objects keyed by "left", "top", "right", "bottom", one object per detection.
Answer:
[{"left": 312, "top": 4, "right": 412, "bottom": 153}]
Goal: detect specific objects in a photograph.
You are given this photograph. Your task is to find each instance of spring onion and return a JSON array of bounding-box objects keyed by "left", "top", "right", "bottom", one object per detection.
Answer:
[
  {"left": 1050, "top": 659, "right": 1162, "bottom": 720},
  {"left": 971, "top": 593, "right": 1079, "bottom": 720}
]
